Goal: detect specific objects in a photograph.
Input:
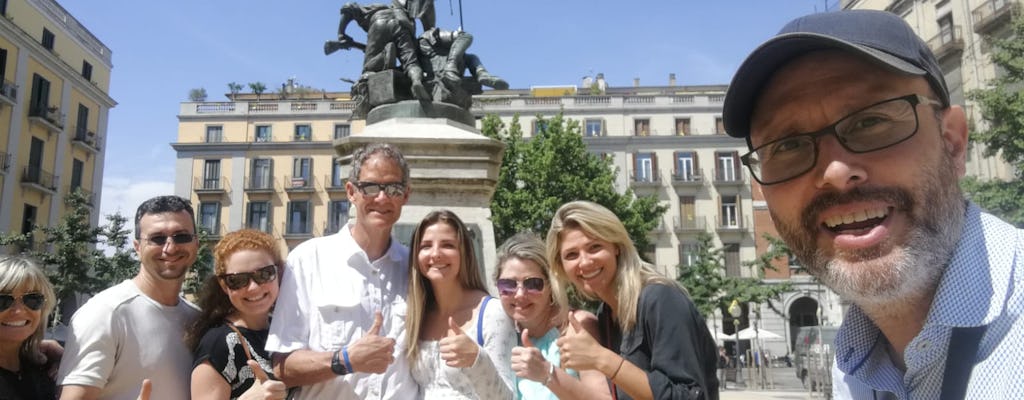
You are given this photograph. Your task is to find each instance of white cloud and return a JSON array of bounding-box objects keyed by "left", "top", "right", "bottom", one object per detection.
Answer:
[{"left": 98, "top": 177, "right": 175, "bottom": 238}]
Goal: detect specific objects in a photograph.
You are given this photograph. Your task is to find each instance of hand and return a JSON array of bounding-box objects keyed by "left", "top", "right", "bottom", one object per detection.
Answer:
[
  {"left": 136, "top": 379, "right": 151, "bottom": 400},
  {"left": 439, "top": 316, "right": 479, "bottom": 368},
  {"left": 511, "top": 329, "right": 551, "bottom": 383},
  {"left": 239, "top": 360, "right": 287, "bottom": 400},
  {"left": 345, "top": 311, "right": 396, "bottom": 374},
  {"left": 556, "top": 312, "right": 608, "bottom": 371},
  {"left": 38, "top": 339, "right": 64, "bottom": 380}
]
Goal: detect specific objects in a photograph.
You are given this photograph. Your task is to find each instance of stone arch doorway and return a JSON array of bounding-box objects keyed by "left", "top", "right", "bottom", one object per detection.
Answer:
[{"left": 789, "top": 296, "right": 819, "bottom": 351}]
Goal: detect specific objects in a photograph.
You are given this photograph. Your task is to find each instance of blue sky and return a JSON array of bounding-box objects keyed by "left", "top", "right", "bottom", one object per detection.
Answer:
[{"left": 58, "top": 0, "right": 840, "bottom": 223}]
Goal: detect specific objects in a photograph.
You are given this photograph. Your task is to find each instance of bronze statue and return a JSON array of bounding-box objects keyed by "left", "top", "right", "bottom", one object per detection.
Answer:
[{"left": 325, "top": 0, "right": 507, "bottom": 119}]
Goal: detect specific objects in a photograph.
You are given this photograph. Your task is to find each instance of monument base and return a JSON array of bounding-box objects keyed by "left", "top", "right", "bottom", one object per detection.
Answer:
[{"left": 366, "top": 100, "right": 475, "bottom": 127}]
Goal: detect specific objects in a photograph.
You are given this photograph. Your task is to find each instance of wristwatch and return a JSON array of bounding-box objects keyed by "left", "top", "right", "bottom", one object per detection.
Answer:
[{"left": 331, "top": 349, "right": 348, "bottom": 375}]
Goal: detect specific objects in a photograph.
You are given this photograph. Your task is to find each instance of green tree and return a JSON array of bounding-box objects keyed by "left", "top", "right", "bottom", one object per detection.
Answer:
[
  {"left": 93, "top": 212, "right": 139, "bottom": 288},
  {"left": 962, "top": 12, "right": 1024, "bottom": 227},
  {"left": 248, "top": 82, "right": 267, "bottom": 101},
  {"left": 183, "top": 229, "right": 215, "bottom": 296},
  {"left": 482, "top": 113, "right": 666, "bottom": 310},
  {"left": 227, "top": 82, "right": 243, "bottom": 100},
  {"left": 188, "top": 87, "right": 207, "bottom": 102}
]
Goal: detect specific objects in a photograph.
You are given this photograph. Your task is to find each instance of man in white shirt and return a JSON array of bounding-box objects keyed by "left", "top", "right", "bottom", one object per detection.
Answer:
[{"left": 268, "top": 143, "right": 417, "bottom": 399}]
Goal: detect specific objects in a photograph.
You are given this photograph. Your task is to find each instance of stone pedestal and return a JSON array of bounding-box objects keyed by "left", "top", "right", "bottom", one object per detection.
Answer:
[{"left": 334, "top": 103, "right": 505, "bottom": 287}]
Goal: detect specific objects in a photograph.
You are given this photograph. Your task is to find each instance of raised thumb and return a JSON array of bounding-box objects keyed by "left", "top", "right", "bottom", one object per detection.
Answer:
[
  {"left": 136, "top": 379, "right": 152, "bottom": 400},
  {"left": 567, "top": 311, "right": 583, "bottom": 333},
  {"left": 367, "top": 311, "right": 384, "bottom": 336},
  {"left": 521, "top": 329, "right": 535, "bottom": 347},
  {"left": 248, "top": 359, "right": 270, "bottom": 383},
  {"left": 447, "top": 316, "right": 464, "bottom": 336}
]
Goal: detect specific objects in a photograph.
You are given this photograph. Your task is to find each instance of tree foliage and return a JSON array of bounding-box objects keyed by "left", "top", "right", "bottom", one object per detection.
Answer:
[
  {"left": 188, "top": 87, "right": 207, "bottom": 102},
  {"left": 183, "top": 229, "right": 215, "bottom": 296},
  {"left": 963, "top": 12, "right": 1024, "bottom": 227},
  {"left": 227, "top": 82, "right": 243, "bottom": 99},
  {"left": 677, "top": 232, "right": 792, "bottom": 320},
  {"left": 92, "top": 213, "right": 139, "bottom": 287}
]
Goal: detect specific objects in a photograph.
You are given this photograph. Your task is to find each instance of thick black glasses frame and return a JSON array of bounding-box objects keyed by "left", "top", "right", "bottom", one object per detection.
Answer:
[
  {"left": 355, "top": 181, "right": 407, "bottom": 198},
  {"left": 142, "top": 233, "right": 196, "bottom": 246},
  {"left": 218, "top": 264, "right": 278, "bottom": 290}
]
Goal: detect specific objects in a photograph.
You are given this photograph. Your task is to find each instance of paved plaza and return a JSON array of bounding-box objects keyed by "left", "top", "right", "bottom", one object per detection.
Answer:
[{"left": 718, "top": 366, "right": 831, "bottom": 400}]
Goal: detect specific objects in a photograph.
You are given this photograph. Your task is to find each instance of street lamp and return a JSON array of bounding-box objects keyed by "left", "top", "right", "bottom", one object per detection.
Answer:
[{"left": 728, "top": 299, "right": 743, "bottom": 384}]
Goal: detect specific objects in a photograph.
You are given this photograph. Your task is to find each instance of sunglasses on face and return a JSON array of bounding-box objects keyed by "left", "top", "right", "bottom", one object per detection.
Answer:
[
  {"left": 496, "top": 277, "right": 546, "bottom": 297},
  {"left": 355, "top": 181, "right": 407, "bottom": 198},
  {"left": 141, "top": 233, "right": 196, "bottom": 246},
  {"left": 0, "top": 293, "right": 46, "bottom": 312},
  {"left": 218, "top": 264, "right": 278, "bottom": 290}
]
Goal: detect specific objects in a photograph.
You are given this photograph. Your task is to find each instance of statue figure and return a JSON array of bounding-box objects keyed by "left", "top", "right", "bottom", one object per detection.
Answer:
[
  {"left": 417, "top": 27, "right": 508, "bottom": 109},
  {"left": 392, "top": 0, "right": 435, "bottom": 32}
]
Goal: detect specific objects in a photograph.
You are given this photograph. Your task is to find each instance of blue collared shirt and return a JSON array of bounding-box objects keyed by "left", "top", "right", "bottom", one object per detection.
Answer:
[{"left": 832, "top": 203, "right": 1024, "bottom": 399}]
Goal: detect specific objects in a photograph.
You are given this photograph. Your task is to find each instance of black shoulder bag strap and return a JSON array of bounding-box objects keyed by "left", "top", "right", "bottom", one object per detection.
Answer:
[{"left": 939, "top": 325, "right": 987, "bottom": 400}]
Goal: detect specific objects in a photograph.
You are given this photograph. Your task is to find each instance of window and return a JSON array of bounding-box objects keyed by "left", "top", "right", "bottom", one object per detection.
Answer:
[
  {"left": 81, "top": 61, "right": 93, "bottom": 81},
  {"left": 0, "top": 0, "right": 7, "bottom": 16},
  {"left": 76, "top": 104, "right": 89, "bottom": 139},
  {"left": 250, "top": 158, "right": 272, "bottom": 189},
  {"left": 334, "top": 124, "right": 351, "bottom": 139},
  {"left": 327, "top": 200, "right": 350, "bottom": 234},
  {"left": 633, "top": 152, "right": 656, "bottom": 182},
  {"left": 294, "top": 124, "right": 312, "bottom": 141},
  {"left": 41, "top": 28, "right": 55, "bottom": 51},
  {"left": 679, "top": 243, "right": 699, "bottom": 268},
  {"left": 532, "top": 120, "right": 548, "bottom": 135},
  {"left": 674, "top": 151, "right": 698, "bottom": 181},
  {"left": 634, "top": 119, "right": 650, "bottom": 136},
  {"left": 29, "top": 74, "right": 51, "bottom": 116},
  {"left": 21, "top": 205, "right": 36, "bottom": 236},
  {"left": 70, "top": 159, "right": 84, "bottom": 192},
  {"left": 331, "top": 157, "right": 344, "bottom": 187},
  {"left": 715, "top": 117, "right": 725, "bottom": 135},
  {"left": 198, "top": 202, "right": 220, "bottom": 235},
  {"left": 27, "top": 137, "right": 43, "bottom": 183},
  {"left": 716, "top": 151, "right": 739, "bottom": 182},
  {"left": 205, "top": 126, "right": 223, "bottom": 143},
  {"left": 287, "top": 201, "right": 311, "bottom": 234},
  {"left": 679, "top": 196, "right": 696, "bottom": 228},
  {"left": 675, "top": 118, "right": 691, "bottom": 136},
  {"left": 203, "top": 160, "right": 221, "bottom": 190},
  {"left": 721, "top": 195, "right": 739, "bottom": 228},
  {"left": 724, "top": 244, "right": 740, "bottom": 277},
  {"left": 584, "top": 119, "right": 603, "bottom": 137},
  {"left": 255, "top": 125, "right": 271, "bottom": 142},
  {"left": 293, "top": 157, "right": 312, "bottom": 181},
  {"left": 938, "top": 14, "right": 955, "bottom": 45},
  {"left": 247, "top": 201, "right": 271, "bottom": 232},
  {"left": 0, "top": 48, "right": 7, "bottom": 82}
]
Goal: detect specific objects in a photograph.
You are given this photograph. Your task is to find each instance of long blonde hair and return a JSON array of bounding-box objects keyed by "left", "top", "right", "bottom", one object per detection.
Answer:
[
  {"left": 546, "top": 201, "right": 683, "bottom": 333},
  {"left": 0, "top": 256, "right": 57, "bottom": 363},
  {"left": 404, "top": 210, "right": 488, "bottom": 361},
  {"left": 493, "top": 232, "right": 569, "bottom": 331}
]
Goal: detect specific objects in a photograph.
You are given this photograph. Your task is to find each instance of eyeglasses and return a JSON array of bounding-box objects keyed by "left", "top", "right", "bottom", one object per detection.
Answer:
[
  {"left": 141, "top": 233, "right": 196, "bottom": 246},
  {"left": 741, "top": 94, "right": 943, "bottom": 185},
  {"left": 496, "top": 277, "right": 546, "bottom": 297},
  {"left": 218, "top": 264, "right": 278, "bottom": 290},
  {"left": 355, "top": 181, "right": 407, "bottom": 198},
  {"left": 0, "top": 293, "right": 46, "bottom": 312}
]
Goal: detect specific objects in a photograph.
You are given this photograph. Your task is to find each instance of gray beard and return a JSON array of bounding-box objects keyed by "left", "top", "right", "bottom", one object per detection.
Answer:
[{"left": 771, "top": 153, "right": 965, "bottom": 307}]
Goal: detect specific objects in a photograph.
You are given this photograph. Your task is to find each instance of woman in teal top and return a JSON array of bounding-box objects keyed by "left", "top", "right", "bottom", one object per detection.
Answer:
[{"left": 494, "top": 232, "right": 612, "bottom": 400}]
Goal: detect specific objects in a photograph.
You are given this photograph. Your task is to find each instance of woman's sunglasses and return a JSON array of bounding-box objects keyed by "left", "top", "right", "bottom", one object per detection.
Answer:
[
  {"left": 496, "top": 277, "right": 546, "bottom": 297},
  {"left": 218, "top": 265, "right": 278, "bottom": 290},
  {"left": 0, "top": 293, "right": 46, "bottom": 312}
]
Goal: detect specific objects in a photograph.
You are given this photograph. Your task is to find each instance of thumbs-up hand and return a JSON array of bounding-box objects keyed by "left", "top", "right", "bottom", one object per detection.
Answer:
[
  {"left": 511, "top": 328, "right": 553, "bottom": 383},
  {"left": 439, "top": 316, "right": 478, "bottom": 368},
  {"left": 135, "top": 379, "right": 151, "bottom": 400},
  {"left": 239, "top": 360, "right": 288, "bottom": 400},
  {"left": 556, "top": 311, "right": 606, "bottom": 371},
  {"left": 346, "top": 311, "right": 396, "bottom": 374}
]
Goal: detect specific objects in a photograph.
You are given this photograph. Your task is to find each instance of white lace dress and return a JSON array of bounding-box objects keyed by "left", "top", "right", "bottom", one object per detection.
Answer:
[{"left": 411, "top": 298, "right": 517, "bottom": 399}]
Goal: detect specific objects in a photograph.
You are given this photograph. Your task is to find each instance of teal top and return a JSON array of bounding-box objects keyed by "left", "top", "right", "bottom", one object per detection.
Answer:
[{"left": 516, "top": 327, "right": 580, "bottom": 400}]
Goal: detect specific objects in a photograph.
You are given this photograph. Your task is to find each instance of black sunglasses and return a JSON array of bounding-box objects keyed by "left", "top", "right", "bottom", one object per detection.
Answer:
[
  {"left": 355, "top": 181, "right": 407, "bottom": 198},
  {"left": 218, "top": 265, "right": 278, "bottom": 290},
  {"left": 141, "top": 233, "right": 196, "bottom": 246},
  {"left": 0, "top": 293, "right": 46, "bottom": 312},
  {"left": 496, "top": 277, "right": 546, "bottom": 297}
]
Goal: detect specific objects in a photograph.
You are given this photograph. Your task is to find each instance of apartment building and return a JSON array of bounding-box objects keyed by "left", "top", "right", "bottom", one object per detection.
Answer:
[
  {"left": 843, "top": 0, "right": 1019, "bottom": 180},
  {"left": 0, "top": 0, "right": 115, "bottom": 246}
]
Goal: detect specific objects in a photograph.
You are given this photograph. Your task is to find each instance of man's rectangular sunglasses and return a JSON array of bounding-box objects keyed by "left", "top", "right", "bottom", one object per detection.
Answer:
[
  {"left": 496, "top": 277, "right": 546, "bottom": 297},
  {"left": 0, "top": 293, "right": 46, "bottom": 312},
  {"left": 218, "top": 265, "right": 278, "bottom": 290},
  {"left": 141, "top": 233, "right": 196, "bottom": 246},
  {"left": 355, "top": 181, "right": 407, "bottom": 197}
]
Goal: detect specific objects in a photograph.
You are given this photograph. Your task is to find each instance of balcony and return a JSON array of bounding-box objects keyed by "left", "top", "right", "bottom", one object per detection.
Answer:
[
  {"left": 629, "top": 169, "right": 661, "bottom": 191},
  {"left": 713, "top": 168, "right": 746, "bottom": 194},
  {"left": 927, "top": 25, "right": 964, "bottom": 61},
  {"left": 245, "top": 175, "right": 276, "bottom": 194},
  {"left": 671, "top": 168, "right": 704, "bottom": 193},
  {"left": 325, "top": 174, "right": 347, "bottom": 193},
  {"left": 0, "top": 80, "right": 16, "bottom": 107},
  {"left": 194, "top": 176, "right": 229, "bottom": 195},
  {"left": 285, "top": 175, "right": 317, "bottom": 194},
  {"left": 674, "top": 216, "right": 707, "bottom": 234},
  {"left": 973, "top": 0, "right": 1018, "bottom": 34},
  {"left": 198, "top": 223, "right": 226, "bottom": 240},
  {"left": 0, "top": 153, "right": 10, "bottom": 175},
  {"left": 650, "top": 218, "right": 669, "bottom": 234},
  {"left": 282, "top": 221, "right": 313, "bottom": 240},
  {"left": 71, "top": 126, "right": 102, "bottom": 154},
  {"left": 21, "top": 165, "right": 58, "bottom": 194},
  {"left": 716, "top": 216, "right": 750, "bottom": 241},
  {"left": 28, "top": 106, "right": 65, "bottom": 134}
]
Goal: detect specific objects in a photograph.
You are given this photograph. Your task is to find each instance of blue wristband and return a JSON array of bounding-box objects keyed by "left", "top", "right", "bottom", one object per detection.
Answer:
[{"left": 342, "top": 346, "right": 353, "bottom": 373}]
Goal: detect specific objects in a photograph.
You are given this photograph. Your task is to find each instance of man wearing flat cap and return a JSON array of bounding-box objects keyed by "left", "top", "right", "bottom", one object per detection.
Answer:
[{"left": 722, "top": 10, "right": 1024, "bottom": 399}]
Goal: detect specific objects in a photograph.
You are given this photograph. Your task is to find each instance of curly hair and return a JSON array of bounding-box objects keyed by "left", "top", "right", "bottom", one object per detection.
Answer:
[{"left": 184, "top": 229, "right": 283, "bottom": 351}]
